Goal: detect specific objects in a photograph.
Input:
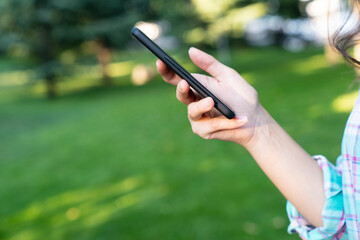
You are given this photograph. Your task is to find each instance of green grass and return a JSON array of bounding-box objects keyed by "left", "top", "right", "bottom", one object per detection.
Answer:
[{"left": 0, "top": 47, "right": 356, "bottom": 240}]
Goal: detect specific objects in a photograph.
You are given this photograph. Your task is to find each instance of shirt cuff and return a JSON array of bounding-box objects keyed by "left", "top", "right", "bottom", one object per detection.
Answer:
[{"left": 286, "top": 155, "right": 346, "bottom": 239}]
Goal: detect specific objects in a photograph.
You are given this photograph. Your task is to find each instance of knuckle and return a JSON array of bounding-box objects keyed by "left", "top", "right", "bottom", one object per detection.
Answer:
[
  {"left": 188, "top": 102, "right": 200, "bottom": 118},
  {"left": 176, "top": 89, "right": 182, "bottom": 101},
  {"left": 227, "top": 67, "right": 238, "bottom": 77},
  {"left": 250, "top": 89, "right": 259, "bottom": 105},
  {"left": 252, "top": 89, "right": 259, "bottom": 100},
  {"left": 187, "top": 105, "right": 194, "bottom": 118},
  {"left": 196, "top": 102, "right": 203, "bottom": 112},
  {"left": 205, "top": 133, "right": 213, "bottom": 140},
  {"left": 209, "top": 120, "right": 219, "bottom": 130},
  {"left": 190, "top": 124, "right": 207, "bottom": 139},
  {"left": 191, "top": 125, "right": 199, "bottom": 135}
]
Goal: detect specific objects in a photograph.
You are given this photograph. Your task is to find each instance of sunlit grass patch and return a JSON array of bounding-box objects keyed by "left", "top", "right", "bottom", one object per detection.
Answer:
[
  {"left": 106, "top": 61, "right": 134, "bottom": 78},
  {"left": 288, "top": 54, "right": 328, "bottom": 75},
  {"left": 332, "top": 90, "right": 358, "bottom": 113},
  {"left": 0, "top": 69, "right": 36, "bottom": 87},
  {"left": 1, "top": 175, "right": 169, "bottom": 240}
]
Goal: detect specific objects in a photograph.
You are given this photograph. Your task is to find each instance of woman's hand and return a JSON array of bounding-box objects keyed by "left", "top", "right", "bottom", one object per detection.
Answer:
[
  {"left": 156, "top": 47, "right": 261, "bottom": 147},
  {"left": 157, "top": 47, "right": 326, "bottom": 227}
]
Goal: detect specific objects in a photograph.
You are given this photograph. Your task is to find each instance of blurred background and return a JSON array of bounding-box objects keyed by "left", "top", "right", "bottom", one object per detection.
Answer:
[{"left": 0, "top": 0, "right": 358, "bottom": 239}]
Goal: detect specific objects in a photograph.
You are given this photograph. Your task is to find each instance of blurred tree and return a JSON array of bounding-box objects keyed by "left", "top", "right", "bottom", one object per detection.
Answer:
[
  {"left": 185, "top": 0, "right": 302, "bottom": 46},
  {"left": 0, "top": 0, "right": 60, "bottom": 97},
  {"left": 0, "top": 0, "right": 150, "bottom": 97},
  {"left": 277, "top": 0, "right": 302, "bottom": 18},
  {"left": 58, "top": 0, "right": 152, "bottom": 86},
  {"left": 143, "top": 0, "right": 201, "bottom": 41},
  {"left": 185, "top": 0, "right": 269, "bottom": 44},
  {"left": 184, "top": 0, "right": 267, "bottom": 63},
  {"left": 181, "top": 0, "right": 302, "bottom": 62},
  {"left": 0, "top": 0, "right": 302, "bottom": 97}
]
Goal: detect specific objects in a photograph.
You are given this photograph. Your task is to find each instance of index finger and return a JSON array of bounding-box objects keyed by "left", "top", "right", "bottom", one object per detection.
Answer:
[
  {"left": 156, "top": 60, "right": 182, "bottom": 86},
  {"left": 188, "top": 47, "right": 236, "bottom": 80}
]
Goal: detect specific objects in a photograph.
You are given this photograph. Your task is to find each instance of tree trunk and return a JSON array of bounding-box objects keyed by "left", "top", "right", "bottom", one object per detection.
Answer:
[
  {"left": 96, "top": 39, "right": 112, "bottom": 86},
  {"left": 45, "top": 75, "right": 56, "bottom": 98},
  {"left": 40, "top": 23, "right": 57, "bottom": 98}
]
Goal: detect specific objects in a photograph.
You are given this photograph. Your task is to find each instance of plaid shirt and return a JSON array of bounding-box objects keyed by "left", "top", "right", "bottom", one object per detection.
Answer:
[{"left": 286, "top": 91, "right": 360, "bottom": 239}]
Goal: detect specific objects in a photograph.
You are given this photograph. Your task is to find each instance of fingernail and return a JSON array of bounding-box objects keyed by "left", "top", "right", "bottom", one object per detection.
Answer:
[
  {"left": 180, "top": 81, "right": 186, "bottom": 91},
  {"left": 189, "top": 47, "right": 200, "bottom": 54},
  {"left": 236, "top": 116, "right": 248, "bottom": 123},
  {"left": 178, "top": 81, "right": 183, "bottom": 91}
]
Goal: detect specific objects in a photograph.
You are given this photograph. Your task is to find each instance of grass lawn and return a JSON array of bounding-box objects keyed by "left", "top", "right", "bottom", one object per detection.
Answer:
[{"left": 0, "top": 47, "right": 356, "bottom": 240}]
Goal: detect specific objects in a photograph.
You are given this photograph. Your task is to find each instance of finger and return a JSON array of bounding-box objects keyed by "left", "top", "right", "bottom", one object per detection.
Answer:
[
  {"left": 176, "top": 80, "right": 196, "bottom": 105},
  {"left": 194, "top": 116, "right": 248, "bottom": 140},
  {"left": 156, "top": 59, "right": 182, "bottom": 85},
  {"left": 188, "top": 97, "right": 214, "bottom": 121},
  {"left": 188, "top": 47, "right": 236, "bottom": 80},
  {"left": 206, "top": 128, "right": 240, "bottom": 141}
]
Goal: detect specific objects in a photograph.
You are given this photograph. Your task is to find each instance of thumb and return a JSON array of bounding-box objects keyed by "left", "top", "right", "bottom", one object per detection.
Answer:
[{"left": 188, "top": 47, "right": 234, "bottom": 80}]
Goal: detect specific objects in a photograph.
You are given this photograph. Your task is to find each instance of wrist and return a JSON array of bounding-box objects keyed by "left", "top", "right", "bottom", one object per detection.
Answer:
[{"left": 240, "top": 104, "right": 276, "bottom": 151}]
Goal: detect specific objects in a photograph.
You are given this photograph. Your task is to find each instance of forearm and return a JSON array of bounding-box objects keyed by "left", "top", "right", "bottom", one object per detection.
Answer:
[{"left": 243, "top": 105, "right": 325, "bottom": 227}]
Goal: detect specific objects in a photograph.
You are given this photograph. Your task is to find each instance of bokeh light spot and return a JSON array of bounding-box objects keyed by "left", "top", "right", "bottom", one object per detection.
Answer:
[
  {"left": 135, "top": 22, "right": 162, "bottom": 40},
  {"left": 66, "top": 207, "right": 80, "bottom": 221},
  {"left": 131, "top": 64, "right": 154, "bottom": 85}
]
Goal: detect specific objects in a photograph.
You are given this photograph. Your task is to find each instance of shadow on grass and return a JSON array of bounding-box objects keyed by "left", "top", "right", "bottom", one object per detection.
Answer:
[{"left": 0, "top": 175, "right": 169, "bottom": 240}]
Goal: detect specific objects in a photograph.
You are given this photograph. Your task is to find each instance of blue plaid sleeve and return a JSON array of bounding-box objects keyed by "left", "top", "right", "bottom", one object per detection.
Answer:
[{"left": 286, "top": 155, "right": 347, "bottom": 239}]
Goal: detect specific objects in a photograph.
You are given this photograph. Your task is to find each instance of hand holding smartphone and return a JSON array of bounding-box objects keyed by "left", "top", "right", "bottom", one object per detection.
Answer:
[{"left": 131, "top": 27, "right": 235, "bottom": 119}]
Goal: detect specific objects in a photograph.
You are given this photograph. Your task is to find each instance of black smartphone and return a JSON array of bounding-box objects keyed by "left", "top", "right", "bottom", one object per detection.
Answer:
[{"left": 131, "top": 27, "right": 235, "bottom": 119}]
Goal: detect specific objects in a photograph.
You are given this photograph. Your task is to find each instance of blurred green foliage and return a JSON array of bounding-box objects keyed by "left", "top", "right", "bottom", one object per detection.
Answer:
[
  {"left": 0, "top": 46, "right": 355, "bottom": 240},
  {"left": 0, "top": 0, "right": 150, "bottom": 52},
  {"left": 278, "top": 0, "right": 302, "bottom": 18},
  {"left": 0, "top": 0, "right": 154, "bottom": 97},
  {"left": 0, "top": 0, "right": 301, "bottom": 98}
]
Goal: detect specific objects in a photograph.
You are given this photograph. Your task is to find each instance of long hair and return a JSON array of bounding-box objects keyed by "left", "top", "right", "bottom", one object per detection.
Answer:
[{"left": 332, "top": 0, "right": 360, "bottom": 67}]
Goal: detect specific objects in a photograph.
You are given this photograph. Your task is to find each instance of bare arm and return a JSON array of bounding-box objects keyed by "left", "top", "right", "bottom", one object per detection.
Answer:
[
  {"left": 245, "top": 105, "right": 325, "bottom": 227},
  {"left": 156, "top": 47, "right": 325, "bottom": 227}
]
